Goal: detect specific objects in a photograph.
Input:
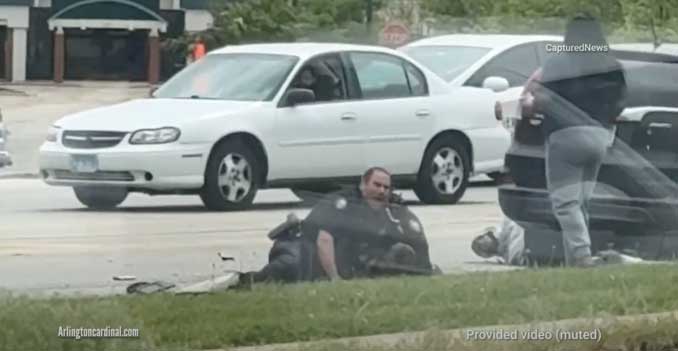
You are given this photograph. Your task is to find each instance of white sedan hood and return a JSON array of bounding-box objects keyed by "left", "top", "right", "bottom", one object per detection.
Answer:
[{"left": 56, "top": 99, "right": 261, "bottom": 131}]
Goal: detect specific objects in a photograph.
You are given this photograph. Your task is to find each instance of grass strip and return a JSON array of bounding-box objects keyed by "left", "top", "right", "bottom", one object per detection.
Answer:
[{"left": 1, "top": 264, "right": 678, "bottom": 351}]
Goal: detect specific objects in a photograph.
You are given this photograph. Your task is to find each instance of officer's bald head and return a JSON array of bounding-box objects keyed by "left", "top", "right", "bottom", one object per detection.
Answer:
[{"left": 361, "top": 167, "right": 392, "bottom": 208}]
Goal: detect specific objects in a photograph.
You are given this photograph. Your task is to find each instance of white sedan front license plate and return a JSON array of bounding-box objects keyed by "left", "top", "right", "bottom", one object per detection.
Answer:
[{"left": 70, "top": 154, "right": 99, "bottom": 173}]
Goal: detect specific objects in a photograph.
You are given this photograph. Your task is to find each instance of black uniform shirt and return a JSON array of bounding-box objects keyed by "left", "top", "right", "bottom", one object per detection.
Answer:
[{"left": 302, "top": 188, "right": 400, "bottom": 279}]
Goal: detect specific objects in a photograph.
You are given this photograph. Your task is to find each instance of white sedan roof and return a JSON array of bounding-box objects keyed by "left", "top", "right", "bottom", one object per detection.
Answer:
[
  {"left": 209, "top": 42, "right": 401, "bottom": 60},
  {"left": 405, "top": 34, "right": 563, "bottom": 50}
]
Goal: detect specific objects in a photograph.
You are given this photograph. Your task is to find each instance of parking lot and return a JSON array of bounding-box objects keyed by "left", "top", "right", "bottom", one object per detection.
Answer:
[
  {"left": 0, "top": 82, "right": 148, "bottom": 176},
  {"left": 0, "top": 83, "right": 510, "bottom": 297}
]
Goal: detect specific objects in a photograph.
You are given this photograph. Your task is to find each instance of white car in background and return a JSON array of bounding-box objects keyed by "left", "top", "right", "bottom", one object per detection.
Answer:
[
  {"left": 39, "top": 43, "right": 508, "bottom": 211},
  {"left": 610, "top": 43, "right": 678, "bottom": 56},
  {"left": 400, "top": 34, "right": 563, "bottom": 131}
]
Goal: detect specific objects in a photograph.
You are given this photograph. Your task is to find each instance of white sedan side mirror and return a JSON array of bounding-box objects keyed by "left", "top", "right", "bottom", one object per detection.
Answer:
[{"left": 482, "top": 76, "right": 510, "bottom": 93}]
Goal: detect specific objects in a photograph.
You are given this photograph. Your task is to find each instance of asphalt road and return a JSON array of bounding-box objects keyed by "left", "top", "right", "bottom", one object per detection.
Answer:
[
  {"left": 0, "top": 179, "right": 510, "bottom": 297},
  {"left": 0, "top": 83, "right": 515, "bottom": 298}
]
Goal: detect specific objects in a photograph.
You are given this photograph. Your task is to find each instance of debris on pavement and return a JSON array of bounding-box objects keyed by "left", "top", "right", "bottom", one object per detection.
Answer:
[
  {"left": 218, "top": 252, "right": 235, "bottom": 261},
  {"left": 174, "top": 272, "right": 241, "bottom": 295},
  {"left": 126, "top": 281, "right": 176, "bottom": 294},
  {"left": 125, "top": 272, "right": 240, "bottom": 295},
  {"left": 596, "top": 250, "right": 656, "bottom": 265},
  {"left": 112, "top": 275, "right": 137, "bottom": 281},
  {"left": 125, "top": 251, "right": 244, "bottom": 295}
]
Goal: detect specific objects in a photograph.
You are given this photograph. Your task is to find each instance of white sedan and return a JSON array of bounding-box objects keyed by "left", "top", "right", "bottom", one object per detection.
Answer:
[
  {"left": 39, "top": 43, "right": 509, "bottom": 210},
  {"left": 400, "top": 34, "right": 563, "bottom": 132}
]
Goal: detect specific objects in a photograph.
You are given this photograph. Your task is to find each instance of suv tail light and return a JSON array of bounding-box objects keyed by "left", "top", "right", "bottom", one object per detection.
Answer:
[{"left": 494, "top": 101, "right": 503, "bottom": 121}]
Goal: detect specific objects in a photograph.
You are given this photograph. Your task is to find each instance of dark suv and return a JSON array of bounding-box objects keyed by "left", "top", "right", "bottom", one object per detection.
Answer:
[{"left": 499, "top": 50, "right": 678, "bottom": 262}]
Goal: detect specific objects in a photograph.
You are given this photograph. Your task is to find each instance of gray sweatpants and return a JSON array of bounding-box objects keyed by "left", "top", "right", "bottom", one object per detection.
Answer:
[{"left": 545, "top": 126, "right": 613, "bottom": 265}]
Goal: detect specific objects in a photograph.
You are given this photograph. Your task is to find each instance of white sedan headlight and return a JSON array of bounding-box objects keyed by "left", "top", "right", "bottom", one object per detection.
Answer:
[
  {"left": 129, "top": 127, "right": 181, "bottom": 145},
  {"left": 46, "top": 126, "right": 61, "bottom": 142}
]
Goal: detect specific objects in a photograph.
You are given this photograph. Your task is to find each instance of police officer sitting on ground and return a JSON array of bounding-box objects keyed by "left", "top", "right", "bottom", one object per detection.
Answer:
[
  {"left": 302, "top": 167, "right": 436, "bottom": 281},
  {"left": 238, "top": 167, "right": 437, "bottom": 287}
]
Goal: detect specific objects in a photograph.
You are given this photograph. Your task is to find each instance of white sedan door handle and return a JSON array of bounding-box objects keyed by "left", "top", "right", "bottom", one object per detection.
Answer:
[
  {"left": 416, "top": 110, "right": 431, "bottom": 118},
  {"left": 341, "top": 113, "right": 358, "bottom": 121}
]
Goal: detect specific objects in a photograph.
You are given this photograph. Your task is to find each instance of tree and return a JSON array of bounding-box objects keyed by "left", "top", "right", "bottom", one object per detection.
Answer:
[
  {"left": 176, "top": 0, "right": 678, "bottom": 51},
  {"left": 421, "top": 0, "right": 467, "bottom": 17},
  {"left": 216, "top": 0, "right": 301, "bottom": 43},
  {"left": 621, "top": 0, "right": 678, "bottom": 46},
  {"left": 178, "top": 0, "right": 386, "bottom": 47}
]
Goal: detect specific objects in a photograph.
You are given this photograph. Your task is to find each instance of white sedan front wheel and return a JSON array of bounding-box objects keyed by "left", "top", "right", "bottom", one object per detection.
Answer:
[
  {"left": 200, "top": 139, "right": 260, "bottom": 211},
  {"left": 415, "top": 137, "right": 470, "bottom": 205},
  {"left": 217, "top": 153, "right": 253, "bottom": 203}
]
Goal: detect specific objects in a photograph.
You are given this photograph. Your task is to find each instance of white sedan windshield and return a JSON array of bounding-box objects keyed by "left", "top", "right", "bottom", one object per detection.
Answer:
[
  {"left": 402, "top": 45, "right": 491, "bottom": 82},
  {"left": 154, "top": 53, "right": 299, "bottom": 101}
]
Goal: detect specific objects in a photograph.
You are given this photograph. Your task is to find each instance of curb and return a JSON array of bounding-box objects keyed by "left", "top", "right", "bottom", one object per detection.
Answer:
[
  {"left": 214, "top": 310, "right": 678, "bottom": 351},
  {"left": 0, "top": 82, "right": 81, "bottom": 88},
  {"left": 0, "top": 81, "right": 151, "bottom": 89},
  {"left": 0, "top": 172, "right": 39, "bottom": 179},
  {"left": 0, "top": 88, "right": 29, "bottom": 96}
]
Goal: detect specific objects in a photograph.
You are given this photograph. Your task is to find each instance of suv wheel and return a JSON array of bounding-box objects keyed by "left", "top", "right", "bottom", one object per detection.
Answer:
[
  {"left": 200, "top": 139, "right": 260, "bottom": 211},
  {"left": 73, "top": 186, "right": 128, "bottom": 209},
  {"left": 415, "top": 137, "right": 470, "bottom": 205}
]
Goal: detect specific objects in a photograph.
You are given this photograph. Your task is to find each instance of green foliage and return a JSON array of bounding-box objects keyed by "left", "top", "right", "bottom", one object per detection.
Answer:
[
  {"left": 195, "top": 0, "right": 382, "bottom": 47},
  {"left": 299, "top": 0, "right": 370, "bottom": 26},
  {"left": 419, "top": 0, "right": 678, "bottom": 43},
  {"left": 167, "top": 0, "right": 678, "bottom": 54},
  {"left": 422, "top": 0, "right": 624, "bottom": 23},
  {"left": 216, "top": 0, "right": 300, "bottom": 43}
]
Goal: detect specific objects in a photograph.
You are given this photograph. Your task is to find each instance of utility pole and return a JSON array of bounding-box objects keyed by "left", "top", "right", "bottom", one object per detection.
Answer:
[
  {"left": 650, "top": 16, "right": 661, "bottom": 50},
  {"left": 366, "top": 0, "right": 374, "bottom": 24}
]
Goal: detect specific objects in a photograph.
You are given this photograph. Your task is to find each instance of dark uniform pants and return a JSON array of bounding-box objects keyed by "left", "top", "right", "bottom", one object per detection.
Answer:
[
  {"left": 243, "top": 239, "right": 427, "bottom": 285},
  {"left": 358, "top": 243, "right": 433, "bottom": 277},
  {"left": 240, "top": 238, "right": 305, "bottom": 284}
]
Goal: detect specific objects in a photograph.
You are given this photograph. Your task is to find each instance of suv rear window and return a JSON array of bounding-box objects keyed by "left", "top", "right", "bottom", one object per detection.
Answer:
[{"left": 621, "top": 60, "right": 678, "bottom": 108}]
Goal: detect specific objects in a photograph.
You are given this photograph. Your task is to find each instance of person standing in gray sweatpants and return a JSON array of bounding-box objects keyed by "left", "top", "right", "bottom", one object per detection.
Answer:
[
  {"left": 546, "top": 126, "right": 613, "bottom": 265},
  {"left": 534, "top": 13, "right": 627, "bottom": 267}
]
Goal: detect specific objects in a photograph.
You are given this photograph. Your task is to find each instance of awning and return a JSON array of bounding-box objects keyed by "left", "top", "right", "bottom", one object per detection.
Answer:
[
  {"left": 47, "top": 0, "right": 167, "bottom": 32},
  {"left": 48, "top": 18, "right": 167, "bottom": 32}
]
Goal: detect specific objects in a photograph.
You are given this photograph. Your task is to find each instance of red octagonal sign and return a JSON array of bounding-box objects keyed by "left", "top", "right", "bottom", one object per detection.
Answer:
[{"left": 380, "top": 21, "right": 410, "bottom": 48}]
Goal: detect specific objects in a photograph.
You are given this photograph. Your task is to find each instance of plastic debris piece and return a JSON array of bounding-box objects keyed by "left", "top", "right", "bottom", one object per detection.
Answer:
[
  {"left": 126, "top": 281, "right": 175, "bottom": 294},
  {"left": 175, "top": 272, "right": 241, "bottom": 295},
  {"left": 218, "top": 252, "right": 235, "bottom": 261},
  {"left": 113, "top": 275, "right": 137, "bottom": 281}
]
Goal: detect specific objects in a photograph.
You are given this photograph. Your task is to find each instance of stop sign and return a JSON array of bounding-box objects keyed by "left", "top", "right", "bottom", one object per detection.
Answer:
[{"left": 380, "top": 22, "right": 410, "bottom": 47}]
